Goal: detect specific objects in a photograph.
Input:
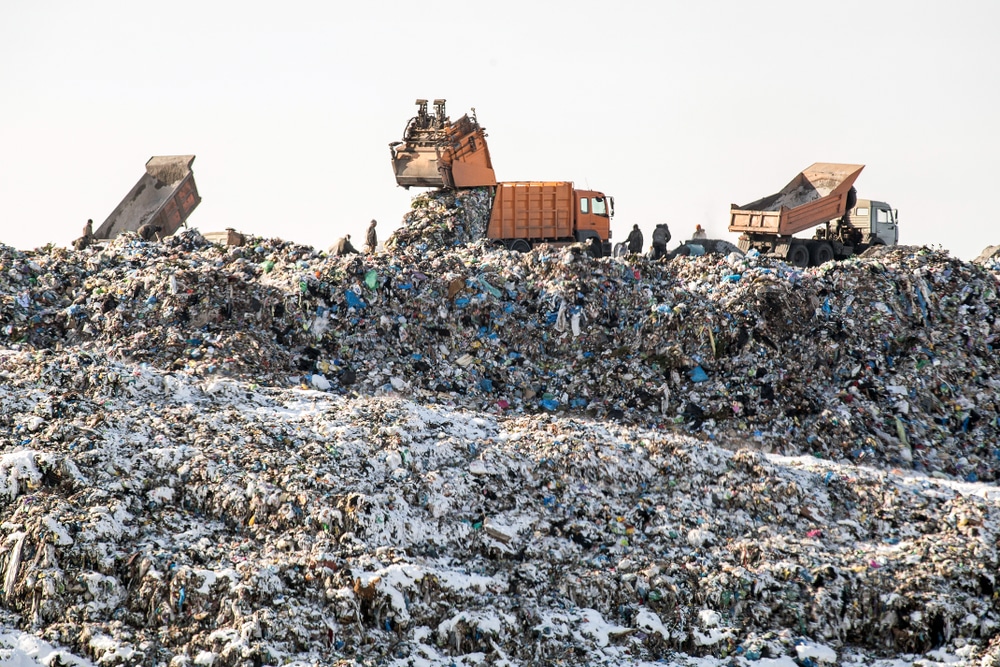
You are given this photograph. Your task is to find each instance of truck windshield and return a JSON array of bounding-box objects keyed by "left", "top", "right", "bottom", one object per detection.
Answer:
[{"left": 592, "top": 197, "right": 608, "bottom": 217}]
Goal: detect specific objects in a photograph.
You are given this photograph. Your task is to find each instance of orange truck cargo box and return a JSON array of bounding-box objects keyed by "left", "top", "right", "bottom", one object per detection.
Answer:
[
  {"left": 390, "top": 99, "right": 497, "bottom": 189},
  {"left": 729, "top": 163, "right": 864, "bottom": 237},
  {"left": 486, "top": 182, "right": 613, "bottom": 252},
  {"left": 488, "top": 182, "right": 575, "bottom": 241}
]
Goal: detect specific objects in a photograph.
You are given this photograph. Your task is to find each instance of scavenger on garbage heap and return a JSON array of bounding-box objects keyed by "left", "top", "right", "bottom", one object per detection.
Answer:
[
  {"left": 588, "top": 235, "right": 602, "bottom": 258},
  {"left": 331, "top": 234, "right": 359, "bottom": 256},
  {"left": 365, "top": 219, "right": 378, "bottom": 253},
  {"left": 73, "top": 219, "right": 94, "bottom": 250},
  {"left": 692, "top": 224, "right": 707, "bottom": 239},
  {"left": 626, "top": 224, "right": 643, "bottom": 255},
  {"left": 649, "top": 223, "right": 671, "bottom": 259},
  {"left": 137, "top": 223, "right": 162, "bottom": 242}
]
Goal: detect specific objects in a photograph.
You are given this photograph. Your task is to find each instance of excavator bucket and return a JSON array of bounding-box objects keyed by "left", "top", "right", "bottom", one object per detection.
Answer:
[{"left": 389, "top": 99, "right": 497, "bottom": 189}]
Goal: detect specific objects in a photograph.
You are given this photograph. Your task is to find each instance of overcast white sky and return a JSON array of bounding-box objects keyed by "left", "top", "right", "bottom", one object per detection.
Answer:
[{"left": 2, "top": 1, "right": 997, "bottom": 259}]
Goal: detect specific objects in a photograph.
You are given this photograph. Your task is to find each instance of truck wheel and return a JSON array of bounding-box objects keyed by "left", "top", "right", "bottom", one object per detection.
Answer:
[
  {"left": 788, "top": 244, "right": 809, "bottom": 268},
  {"left": 508, "top": 239, "right": 531, "bottom": 253},
  {"left": 810, "top": 243, "right": 834, "bottom": 265}
]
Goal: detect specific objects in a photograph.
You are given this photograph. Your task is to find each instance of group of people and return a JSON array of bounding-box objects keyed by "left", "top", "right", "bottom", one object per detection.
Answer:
[
  {"left": 623, "top": 223, "right": 708, "bottom": 259},
  {"left": 624, "top": 222, "right": 673, "bottom": 259},
  {"left": 331, "top": 219, "right": 379, "bottom": 256}
]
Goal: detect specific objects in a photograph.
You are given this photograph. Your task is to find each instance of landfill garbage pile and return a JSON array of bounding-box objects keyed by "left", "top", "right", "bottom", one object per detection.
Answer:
[
  {"left": 3, "top": 200, "right": 1000, "bottom": 664},
  {"left": 384, "top": 188, "right": 493, "bottom": 254},
  {"left": 4, "top": 217, "right": 1000, "bottom": 482},
  {"left": 668, "top": 238, "right": 744, "bottom": 259},
  {"left": 1, "top": 355, "right": 1000, "bottom": 667}
]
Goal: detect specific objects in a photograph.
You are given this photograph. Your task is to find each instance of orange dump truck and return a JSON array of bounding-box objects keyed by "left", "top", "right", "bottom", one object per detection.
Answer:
[
  {"left": 390, "top": 100, "right": 615, "bottom": 255},
  {"left": 486, "top": 182, "right": 613, "bottom": 255},
  {"left": 730, "top": 162, "right": 898, "bottom": 267}
]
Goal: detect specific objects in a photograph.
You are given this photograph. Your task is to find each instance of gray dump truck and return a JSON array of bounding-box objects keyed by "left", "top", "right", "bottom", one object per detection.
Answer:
[{"left": 729, "top": 163, "right": 898, "bottom": 267}]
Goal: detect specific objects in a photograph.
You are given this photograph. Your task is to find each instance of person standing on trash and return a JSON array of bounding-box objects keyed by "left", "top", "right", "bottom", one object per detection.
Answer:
[
  {"left": 364, "top": 219, "right": 378, "bottom": 254},
  {"left": 73, "top": 219, "right": 95, "bottom": 250},
  {"left": 332, "top": 234, "right": 359, "bottom": 256},
  {"left": 626, "top": 224, "right": 643, "bottom": 255},
  {"left": 692, "top": 224, "right": 707, "bottom": 240},
  {"left": 650, "top": 223, "right": 671, "bottom": 260},
  {"left": 588, "top": 235, "right": 603, "bottom": 258},
  {"left": 137, "top": 224, "right": 162, "bottom": 242}
]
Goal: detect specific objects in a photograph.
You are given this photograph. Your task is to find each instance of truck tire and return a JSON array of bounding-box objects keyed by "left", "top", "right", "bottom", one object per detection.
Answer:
[
  {"left": 788, "top": 244, "right": 809, "bottom": 268},
  {"left": 810, "top": 242, "right": 834, "bottom": 266},
  {"left": 508, "top": 239, "right": 531, "bottom": 253}
]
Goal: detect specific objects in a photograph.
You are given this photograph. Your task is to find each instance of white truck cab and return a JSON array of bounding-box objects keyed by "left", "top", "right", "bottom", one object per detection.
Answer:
[{"left": 847, "top": 198, "right": 898, "bottom": 246}]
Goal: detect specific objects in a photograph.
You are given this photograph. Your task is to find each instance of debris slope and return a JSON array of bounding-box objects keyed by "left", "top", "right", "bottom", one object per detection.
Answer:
[{"left": 2, "top": 194, "right": 1000, "bottom": 665}]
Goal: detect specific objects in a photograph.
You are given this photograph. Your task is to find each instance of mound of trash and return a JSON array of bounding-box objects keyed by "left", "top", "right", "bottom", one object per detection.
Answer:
[
  {"left": 1, "top": 357, "right": 1000, "bottom": 666},
  {"left": 4, "top": 218, "right": 1000, "bottom": 482},
  {"left": 3, "top": 194, "right": 1000, "bottom": 665},
  {"left": 385, "top": 188, "right": 493, "bottom": 253}
]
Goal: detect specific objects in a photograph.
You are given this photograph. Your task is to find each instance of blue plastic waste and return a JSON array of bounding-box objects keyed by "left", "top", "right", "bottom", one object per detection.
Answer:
[
  {"left": 344, "top": 290, "right": 366, "bottom": 309},
  {"left": 688, "top": 366, "right": 709, "bottom": 382}
]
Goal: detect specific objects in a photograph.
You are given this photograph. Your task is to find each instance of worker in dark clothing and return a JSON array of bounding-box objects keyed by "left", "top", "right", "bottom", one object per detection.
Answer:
[
  {"left": 692, "top": 224, "right": 707, "bottom": 240},
  {"left": 650, "top": 223, "right": 671, "bottom": 260},
  {"left": 332, "top": 234, "right": 359, "bottom": 256},
  {"left": 73, "top": 219, "right": 94, "bottom": 250},
  {"left": 588, "top": 236, "right": 602, "bottom": 258},
  {"left": 137, "top": 224, "right": 162, "bottom": 242},
  {"left": 626, "top": 224, "right": 643, "bottom": 255},
  {"left": 364, "top": 219, "right": 378, "bottom": 253}
]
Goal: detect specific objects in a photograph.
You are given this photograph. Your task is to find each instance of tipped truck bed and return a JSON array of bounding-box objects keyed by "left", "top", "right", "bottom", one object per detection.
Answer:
[
  {"left": 390, "top": 100, "right": 497, "bottom": 190},
  {"left": 729, "top": 163, "right": 864, "bottom": 237},
  {"left": 94, "top": 155, "right": 201, "bottom": 240}
]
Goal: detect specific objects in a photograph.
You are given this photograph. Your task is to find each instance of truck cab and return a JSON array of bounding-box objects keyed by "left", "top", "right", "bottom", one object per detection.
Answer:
[
  {"left": 844, "top": 198, "right": 898, "bottom": 246},
  {"left": 575, "top": 189, "right": 614, "bottom": 251}
]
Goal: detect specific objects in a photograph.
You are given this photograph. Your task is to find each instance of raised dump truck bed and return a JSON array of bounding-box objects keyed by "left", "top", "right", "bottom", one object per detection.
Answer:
[
  {"left": 389, "top": 99, "right": 497, "bottom": 190},
  {"left": 94, "top": 155, "right": 201, "bottom": 240},
  {"left": 729, "top": 163, "right": 864, "bottom": 237}
]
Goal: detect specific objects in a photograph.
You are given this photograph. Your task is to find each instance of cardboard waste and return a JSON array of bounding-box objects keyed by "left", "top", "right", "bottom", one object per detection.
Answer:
[{"left": 2, "top": 189, "right": 1000, "bottom": 666}]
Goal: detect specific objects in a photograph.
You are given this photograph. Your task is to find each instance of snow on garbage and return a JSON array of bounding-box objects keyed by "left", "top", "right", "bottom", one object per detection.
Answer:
[{"left": 1, "top": 197, "right": 1000, "bottom": 665}]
